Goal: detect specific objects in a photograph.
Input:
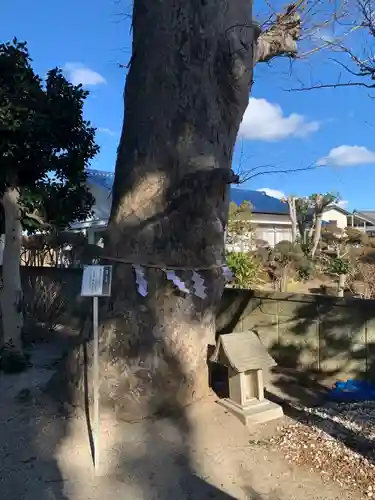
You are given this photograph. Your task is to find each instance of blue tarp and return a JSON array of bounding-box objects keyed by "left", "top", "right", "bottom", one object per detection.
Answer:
[{"left": 327, "top": 379, "right": 375, "bottom": 402}]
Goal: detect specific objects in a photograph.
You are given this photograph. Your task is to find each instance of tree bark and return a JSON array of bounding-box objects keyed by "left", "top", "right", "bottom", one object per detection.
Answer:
[
  {"left": 311, "top": 213, "right": 322, "bottom": 257},
  {"left": 0, "top": 187, "right": 26, "bottom": 371},
  {"left": 337, "top": 273, "right": 346, "bottom": 297},
  {"left": 54, "top": 1, "right": 302, "bottom": 421},
  {"left": 287, "top": 197, "right": 297, "bottom": 242},
  {"left": 55, "top": 0, "right": 256, "bottom": 421}
]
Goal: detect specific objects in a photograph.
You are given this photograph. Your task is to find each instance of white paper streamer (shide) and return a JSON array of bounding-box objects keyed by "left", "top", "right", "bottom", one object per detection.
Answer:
[
  {"left": 164, "top": 269, "right": 190, "bottom": 293},
  {"left": 191, "top": 271, "right": 207, "bottom": 299},
  {"left": 133, "top": 264, "right": 148, "bottom": 297},
  {"left": 222, "top": 266, "right": 234, "bottom": 282}
]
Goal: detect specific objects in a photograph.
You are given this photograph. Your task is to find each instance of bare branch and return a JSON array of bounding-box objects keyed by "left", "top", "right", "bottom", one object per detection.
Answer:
[
  {"left": 236, "top": 161, "right": 325, "bottom": 183},
  {"left": 23, "top": 210, "right": 50, "bottom": 227},
  {"left": 287, "top": 0, "right": 375, "bottom": 92},
  {"left": 290, "top": 81, "right": 375, "bottom": 90}
]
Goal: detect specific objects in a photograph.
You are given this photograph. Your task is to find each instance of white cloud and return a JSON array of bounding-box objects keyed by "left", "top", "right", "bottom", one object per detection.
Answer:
[
  {"left": 239, "top": 98, "right": 319, "bottom": 141},
  {"left": 98, "top": 127, "right": 116, "bottom": 136},
  {"left": 317, "top": 145, "right": 375, "bottom": 166},
  {"left": 337, "top": 200, "right": 349, "bottom": 208},
  {"left": 313, "top": 28, "right": 336, "bottom": 44},
  {"left": 63, "top": 62, "right": 106, "bottom": 86},
  {"left": 257, "top": 188, "right": 286, "bottom": 199},
  {"left": 258, "top": 190, "right": 348, "bottom": 209}
]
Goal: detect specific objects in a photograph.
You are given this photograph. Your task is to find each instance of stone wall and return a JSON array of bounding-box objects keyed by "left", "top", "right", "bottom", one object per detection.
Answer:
[
  {"left": 217, "top": 288, "right": 375, "bottom": 381},
  {"left": 2, "top": 267, "right": 375, "bottom": 381}
]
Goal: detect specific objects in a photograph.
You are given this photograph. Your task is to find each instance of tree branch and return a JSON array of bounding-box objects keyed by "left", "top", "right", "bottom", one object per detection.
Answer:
[
  {"left": 255, "top": 3, "right": 302, "bottom": 64},
  {"left": 237, "top": 161, "right": 323, "bottom": 183},
  {"left": 224, "top": 2, "right": 303, "bottom": 72},
  {"left": 23, "top": 210, "right": 50, "bottom": 228},
  {"left": 290, "top": 81, "right": 375, "bottom": 91},
  {"left": 287, "top": 0, "right": 375, "bottom": 92}
]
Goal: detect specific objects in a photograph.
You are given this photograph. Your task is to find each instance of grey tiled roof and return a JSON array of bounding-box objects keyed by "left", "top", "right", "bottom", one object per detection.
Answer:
[{"left": 353, "top": 211, "right": 375, "bottom": 224}]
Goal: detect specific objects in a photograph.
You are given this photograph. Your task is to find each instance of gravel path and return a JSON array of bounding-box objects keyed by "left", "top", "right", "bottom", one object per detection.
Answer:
[{"left": 271, "top": 401, "right": 375, "bottom": 498}]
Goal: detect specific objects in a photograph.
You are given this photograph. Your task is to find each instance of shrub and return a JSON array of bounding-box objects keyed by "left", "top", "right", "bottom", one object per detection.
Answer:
[
  {"left": 295, "top": 234, "right": 314, "bottom": 257},
  {"left": 327, "top": 256, "right": 351, "bottom": 275},
  {"left": 254, "top": 239, "right": 269, "bottom": 249},
  {"left": 271, "top": 240, "right": 304, "bottom": 266},
  {"left": 23, "top": 276, "right": 66, "bottom": 329},
  {"left": 321, "top": 228, "right": 343, "bottom": 246},
  {"left": 253, "top": 246, "right": 271, "bottom": 264},
  {"left": 226, "top": 252, "right": 265, "bottom": 289},
  {"left": 357, "top": 245, "right": 375, "bottom": 264},
  {"left": 353, "top": 262, "right": 375, "bottom": 298},
  {"left": 296, "top": 259, "right": 315, "bottom": 281},
  {"left": 345, "top": 227, "right": 369, "bottom": 246}
]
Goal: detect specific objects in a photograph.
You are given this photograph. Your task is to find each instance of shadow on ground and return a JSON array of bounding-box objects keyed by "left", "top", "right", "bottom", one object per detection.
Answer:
[
  {"left": 1, "top": 327, "right": 248, "bottom": 500},
  {"left": 0, "top": 380, "right": 70, "bottom": 499}
]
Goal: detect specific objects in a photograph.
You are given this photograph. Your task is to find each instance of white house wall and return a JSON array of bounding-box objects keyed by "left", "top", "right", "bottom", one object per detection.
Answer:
[
  {"left": 251, "top": 213, "right": 291, "bottom": 226},
  {"left": 322, "top": 208, "right": 348, "bottom": 229},
  {"left": 252, "top": 214, "right": 292, "bottom": 246},
  {"left": 254, "top": 225, "right": 292, "bottom": 246}
]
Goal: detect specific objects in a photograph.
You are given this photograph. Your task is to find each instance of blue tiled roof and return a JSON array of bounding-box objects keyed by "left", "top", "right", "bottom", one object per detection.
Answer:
[
  {"left": 87, "top": 169, "right": 114, "bottom": 191},
  {"left": 230, "top": 188, "right": 288, "bottom": 215},
  {"left": 87, "top": 170, "right": 288, "bottom": 215}
]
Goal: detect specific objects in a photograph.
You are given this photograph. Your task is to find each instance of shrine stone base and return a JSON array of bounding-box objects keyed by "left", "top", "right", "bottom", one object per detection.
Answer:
[{"left": 217, "top": 397, "right": 284, "bottom": 427}]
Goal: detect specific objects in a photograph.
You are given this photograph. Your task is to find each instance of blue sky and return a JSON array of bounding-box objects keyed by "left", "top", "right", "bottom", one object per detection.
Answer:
[{"left": 2, "top": 0, "right": 375, "bottom": 210}]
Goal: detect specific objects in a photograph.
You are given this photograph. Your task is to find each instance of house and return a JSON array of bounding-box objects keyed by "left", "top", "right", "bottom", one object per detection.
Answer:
[
  {"left": 72, "top": 170, "right": 292, "bottom": 248},
  {"left": 322, "top": 205, "right": 351, "bottom": 230},
  {"left": 70, "top": 170, "right": 113, "bottom": 245},
  {"left": 350, "top": 210, "right": 375, "bottom": 236},
  {"left": 321, "top": 205, "right": 375, "bottom": 235},
  {"left": 230, "top": 188, "right": 292, "bottom": 247}
]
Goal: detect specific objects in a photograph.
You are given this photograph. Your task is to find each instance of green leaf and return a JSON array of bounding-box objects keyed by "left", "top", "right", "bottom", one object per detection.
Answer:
[{"left": 0, "top": 39, "right": 98, "bottom": 230}]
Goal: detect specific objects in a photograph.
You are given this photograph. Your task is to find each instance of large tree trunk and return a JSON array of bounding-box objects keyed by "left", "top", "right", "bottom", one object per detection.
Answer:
[
  {"left": 0, "top": 187, "right": 26, "bottom": 372},
  {"left": 53, "top": 1, "right": 301, "bottom": 421},
  {"left": 57, "top": 0, "right": 256, "bottom": 421}
]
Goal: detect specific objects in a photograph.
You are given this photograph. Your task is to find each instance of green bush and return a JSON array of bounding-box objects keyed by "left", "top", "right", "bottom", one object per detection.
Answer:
[
  {"left": 296, "top": 259, "right": 315, "bottom": 281},
  {"left": 271, "top": 240, "right": 304, "bottom": 266},
  {"left": 0, "top": 342, "right": 30, "bottom": 373},
  {"left": 226, "top": 252, "right": 265, "bottom": 289},
  {"left": 296, "top": 235, "right": 314, "bottom": 256},
  {"left": 328, "top": 256, "right": 351, "bottom": 275}
]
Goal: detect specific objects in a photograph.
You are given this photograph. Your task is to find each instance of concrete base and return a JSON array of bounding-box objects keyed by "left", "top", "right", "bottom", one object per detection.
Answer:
[{"left": 217, "top": 398, "right": 284, "bottom": 427}]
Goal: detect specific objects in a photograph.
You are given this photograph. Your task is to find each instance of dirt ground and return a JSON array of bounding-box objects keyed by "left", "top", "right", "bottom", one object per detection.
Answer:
[{"left": 0, "top": 337, "right": 362, "bottom": 500}]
